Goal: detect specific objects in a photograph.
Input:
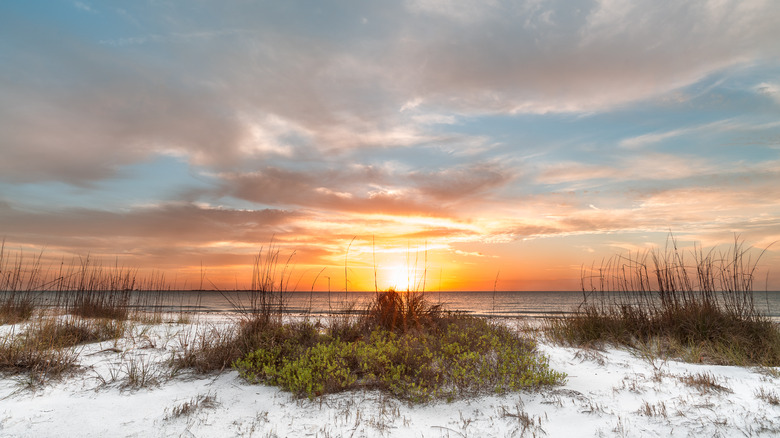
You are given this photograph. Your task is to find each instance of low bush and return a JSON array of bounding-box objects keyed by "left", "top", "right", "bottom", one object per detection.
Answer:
[{"left": 234, "top": 316, "right": 565, "bottom": 402}]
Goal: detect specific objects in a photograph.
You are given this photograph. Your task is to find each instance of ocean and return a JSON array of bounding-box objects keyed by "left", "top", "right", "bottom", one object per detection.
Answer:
[
  {"left": 8, "top": 289, "right": 780, "bottom": 320},
  {"left": 102, "top": 289, "right": 780, "bottom": 320}
]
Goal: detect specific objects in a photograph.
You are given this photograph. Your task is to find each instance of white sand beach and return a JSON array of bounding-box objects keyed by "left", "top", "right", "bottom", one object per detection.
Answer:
[{"left": 1, "top": 317, "right": 779, "bottom": 438}]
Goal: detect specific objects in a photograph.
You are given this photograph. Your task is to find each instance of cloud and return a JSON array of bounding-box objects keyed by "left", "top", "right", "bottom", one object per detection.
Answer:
[
  {"left": 535, "top": 152, "right": 723, "bottom": 187},
  {"left": 214, "top": 161, "right": 513, "bottom": 215},
  {"left": 1, "top": 0, "right": 779, "bottom": 285},
  {"left": 405, "top": 0, "right": 500, "bottom": 24},
  {"left": 396, "top": 0, "right": 780, "bottom": 114},
  {"left": 536, "top": 162, "right": 618, "bottom": 185},
  {"left": 617, "top": 118, "right": 780, "bottom": 149},
  {"left": 757, "top": 82, "right": 780, "bottom": 104},
  {"left": 619, "top": 127, "right": 700, "bottom": 150},
  {"left": 3, "top": 0, "right": 779, "bottom": 188},
  {"left": 74, "top": 2, "right": 94, "bottom": 13},
  {"left": 410, "top": 162, "right": 512, "bottom": 200},
  {"left": 215, "top": 167, "right": 445, "bottom": 215},
  {"left": 0, "top": 201, "right": 305, "bottom": 268},
  {"left": 0, "top": 23, "right": 249, "bottom": 183}
]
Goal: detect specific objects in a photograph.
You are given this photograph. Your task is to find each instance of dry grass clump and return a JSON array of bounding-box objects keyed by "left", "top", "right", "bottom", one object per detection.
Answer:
[
  {"left": 0, "top": 316, "right": 125, "bottom": 384},
  {"left": 69, "top": 290, "right": 131, "bottom": 320},
  {"left": 361, "top": 288, "right": 447, "bottom": 334},
  {"left": 677, "top": 372, "right": 731, "bottom": 394},
  {"left": 755, "top": 387, "right": 780, "bottom": 405},
  {"left": 172, "top": 324, "right": 242, "bottom": 374},
  {"left": 165, "top": 393, "right": 218, "bottom": 420},
  {"left": 1, "top": 240, "right": 39, "bottom": 324},
  {"left": 0, "top": 242, "right": 177, "bottom": 323},
  {"left": 218, "top": 244, "right": 293, "bottom": 323},
  {"left": 638, "top": 400, "right": 668, "bottom": 418},
  {"left": 549, "top": 236, "right": 780, "bottom": 366},
  {"left": 172, "top": 319, "right": 318, "bottom": 374},
  {"left": 27, "top": 317, "right": 124, "bottom": 348},
  {"left": 122, "top": 353, "right": 164, "bottom": 389},
  {"left": 58, "top": 258, "right": 171, "bottom": 321},
  {"left": 0, "top": 292, "right": 35, "bottom": 325}
]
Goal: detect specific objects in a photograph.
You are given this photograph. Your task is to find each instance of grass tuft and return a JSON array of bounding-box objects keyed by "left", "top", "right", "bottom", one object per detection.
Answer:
[
  {"left": 755, "top": 386, "right": 780, "bottom": 405},
  {"left": 165, "top": 393, "right": 218, "bottom": 420},
  {"left": 171, "top": 244, "right": 303, "bottom": 374},
  {"left": 0, "top": 316, "right": 125, "bottom": 384},
  {"left": 549, "top": 235, "right": 780, "bottom": 366},
  {"left": 361, "top": 288, "right": 446, "bottom": 334},
  {"left": 0, "top": 293, "right": 35, "bottom": 325},
  {"left": 170, "top": 248, "right": 567, "bottom": 402},
  {"left": 638, "top": 400, "right": 668, "bottom": 418},
  {"left": 69, "top": 291, "right": 131, "bottom": 320},
  {"left": 677, "top": 372, "right": 731, "bottom": 394}
]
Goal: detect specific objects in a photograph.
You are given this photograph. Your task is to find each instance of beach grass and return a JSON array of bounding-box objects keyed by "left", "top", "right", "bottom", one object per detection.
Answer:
[
  {"left": 0, "top": 315, "right": 125, "bottom": 385},
  {"left": 1, "top": 240, "right": 779, "bottom": 436},
  {"left": 0, "top": 242, "right": 183, "bottom": 385},
  {"left": 0, "top": 292, "right": 35, "bottom": 325},
  {"left": 0, "top": 241, "right": 178, "bottom": 326},
  {"left": 0, "top": 240, "right": 38, "bottom": 324},
  {"left": 3, "top": 236, "right": 777, "bottom": 401},
  {"left": 548, "top": 235, "right": 780, "bottom": 366}
]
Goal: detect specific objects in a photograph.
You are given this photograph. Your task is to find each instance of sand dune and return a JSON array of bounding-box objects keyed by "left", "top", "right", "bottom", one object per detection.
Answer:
[{"left": 1, "top": 316, "right": 778, "bottom": 437}]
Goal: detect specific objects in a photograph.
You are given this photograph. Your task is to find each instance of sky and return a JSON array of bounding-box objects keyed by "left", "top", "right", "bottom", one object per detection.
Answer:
[{"left": 1, "top": 0, "right": 780, "bottom": 291}]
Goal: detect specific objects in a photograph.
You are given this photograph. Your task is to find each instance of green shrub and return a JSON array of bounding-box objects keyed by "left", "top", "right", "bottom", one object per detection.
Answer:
[{"left": 234, "top": 317, "right": 566, "bottom": 402}]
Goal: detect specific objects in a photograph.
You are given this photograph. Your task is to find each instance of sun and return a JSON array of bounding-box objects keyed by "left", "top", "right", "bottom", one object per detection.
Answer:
[{"left": 386, "top": 265, "right": 411, "bottom": 292}]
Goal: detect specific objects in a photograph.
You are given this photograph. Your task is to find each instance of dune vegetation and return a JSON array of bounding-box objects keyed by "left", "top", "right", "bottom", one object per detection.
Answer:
[
  {"left": 1, "top": 242, "right": 565, "bottom": 401},
  {"left": 1, "top": 236, "right": 778, "bottom": 397},
  {"left": 1, "top": 237, "right": 779, "bottom": 437},
  {"left": 549, "top": 236, "right": 780, "bottom": 366}
]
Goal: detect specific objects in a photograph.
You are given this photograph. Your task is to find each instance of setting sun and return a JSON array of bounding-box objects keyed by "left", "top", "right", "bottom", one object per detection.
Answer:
[{"left": 384, "top": 265, "right": 414, "bottom": 292}]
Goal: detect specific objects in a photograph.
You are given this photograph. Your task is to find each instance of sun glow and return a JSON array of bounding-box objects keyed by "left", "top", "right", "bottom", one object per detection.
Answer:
[
  {"left": 386, "top": 265, "right": 412, "bottom": 291},
  {"left": 379, "top": 261, "right": 435, "bottom": 292}
]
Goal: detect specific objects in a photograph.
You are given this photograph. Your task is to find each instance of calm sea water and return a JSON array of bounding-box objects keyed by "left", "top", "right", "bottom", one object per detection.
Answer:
[
  {"left": 150, "top": 290, "right": 589, "bottom": 318},
  {"left": 96, "top": 290, "right": 780, "bottom": 320},
  {"left": 10, "top": 290, "right": 780, "bottom": 320}
]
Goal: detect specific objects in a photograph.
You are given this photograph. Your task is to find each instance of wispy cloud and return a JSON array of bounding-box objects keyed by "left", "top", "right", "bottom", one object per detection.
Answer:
[
  {"left": 535, "top": 153, "right": 724, "bottom": 187},
  {"left": 619, "top": 118, "right": 780, "bottom": 149},
  {"left": 74, "top": 2, "right": 94, "bottom": 13},
  {"left": 758, "top": 82, "right": 780, "bottom": 104}
]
